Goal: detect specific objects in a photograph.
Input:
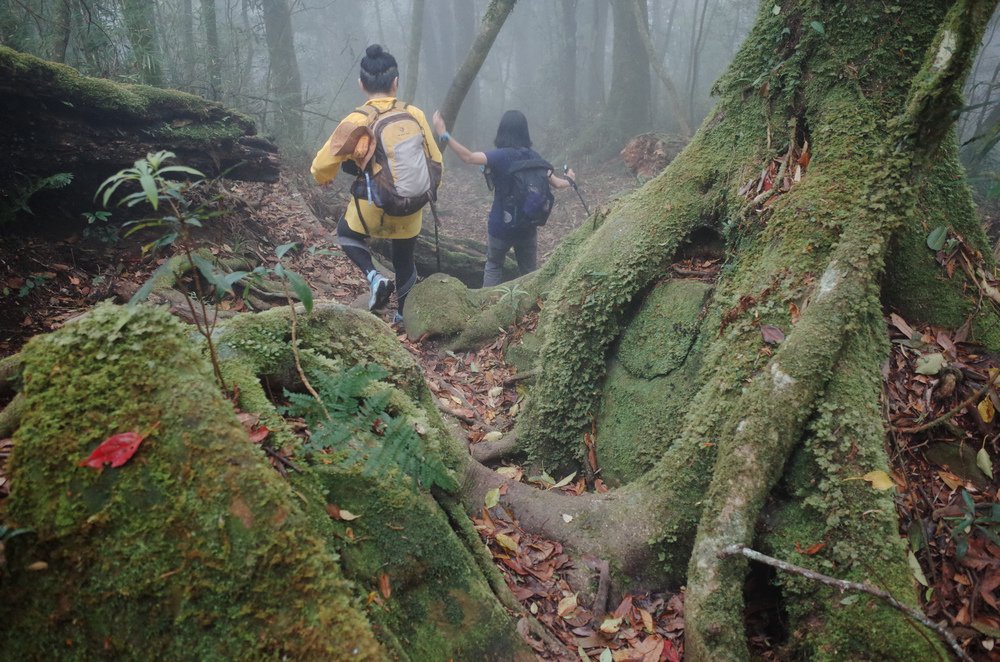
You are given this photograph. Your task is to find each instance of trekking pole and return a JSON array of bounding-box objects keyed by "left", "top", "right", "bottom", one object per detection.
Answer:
[
  {"left": 428, "top": 198, "right": 442, "bottom": 273},
  {"left": 563, "top": 165, "right": 592, "bottom": 227}
]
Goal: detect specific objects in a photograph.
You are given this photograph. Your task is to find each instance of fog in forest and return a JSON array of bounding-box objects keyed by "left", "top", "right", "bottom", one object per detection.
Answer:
[{"left": 0, "top": 0, "right": 759, "bottom": 161}]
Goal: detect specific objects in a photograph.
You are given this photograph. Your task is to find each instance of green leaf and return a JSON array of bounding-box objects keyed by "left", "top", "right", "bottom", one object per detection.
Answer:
[
  {"left": 129, "top": 261, "right": 174, "bottom": 305},
  {"left": 809, "top": 20, "right": 825, "bottom": 35},
  {"left": 484, "top": 487, "right": 500, "bottom": 509},
  {"left": 191, "top": 254, "right": 232, "bottom": 296},
  {"left": 157, "top": 165, "right": 205, "bottom": 178},
  {"left": 926, "top": 226, "right": 948, "bottom": 251},
  {"left": 549, "top": 471, "right": 577, "bottom": 490},
  {"left": 908, "top": 550, "right": 928, "bottom": 587},
  {"left": 978, "top": 447, "right": 993, "bottom": 479},
  {"left": 276, "top": 242, "right": 298, "bottom": 259},
  {"left": 772, "top": 4, "right": 781, "bottom": 14},
  {"left": 138, "top": 172, "right": 159, "bottom": 210},
  {"left": 285, "top": 269, "right": 313, "bottom": 313},
  {"left": 915, "top": 352, "right": 945, "bottom": 375}
]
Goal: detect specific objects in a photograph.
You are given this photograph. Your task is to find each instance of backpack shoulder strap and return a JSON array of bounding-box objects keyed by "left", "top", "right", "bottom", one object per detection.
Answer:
[{"left": 508, "top": 158, "right": 554, "bottom": 175}]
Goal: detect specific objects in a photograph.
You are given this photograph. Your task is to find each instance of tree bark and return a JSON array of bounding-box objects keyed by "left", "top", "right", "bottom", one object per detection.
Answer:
[
  {"left": 52, "top": 0, "right": 72, "bottom": 63},
  {"left": 201, "top": 0, "right": 222, "bottom": 101},
  {"left": 120, "top": 0, "right": 164, "bottom": 86},
  {"left": 587, "top": 0, "right": 608, "bottom": 107},
  {"left": 629, "top": 0, "right": 690, "bottom": 136},
  {"left": 260, "top": 0, "right": 303, "bottom": 146},
  {"left": 559, "top": 0, "right": 578, "bottom": 127},
  {"left": 439, "top": 0, "right": 517, "bottom": 131},
  {"left": 402, "top": 0, "right": 425, "bottom": 103}
]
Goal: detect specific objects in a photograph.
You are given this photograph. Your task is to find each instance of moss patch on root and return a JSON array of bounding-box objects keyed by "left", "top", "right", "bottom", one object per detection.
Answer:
[
  {"left": 0, "top": 303, "right": 382, "bottom": 660},
  {"left": 317, "top": 466, "right": 528, "bottom": 660},
  {"left": 595, "top": 279, "right": 712, "bottom": 484}
]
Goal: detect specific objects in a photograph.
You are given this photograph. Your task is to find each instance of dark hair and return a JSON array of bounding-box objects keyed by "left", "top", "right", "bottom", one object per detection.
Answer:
[
  {"left": 360, "top": 44, "right": 398, "bottom": 93},
  {"left": 493, "top": 110, "right": 532, "bottom": 149}
]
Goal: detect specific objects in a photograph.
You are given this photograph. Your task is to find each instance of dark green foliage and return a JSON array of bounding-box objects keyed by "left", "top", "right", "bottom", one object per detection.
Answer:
[
  {"left": 0, "top": 171, "right": 73, "bottom": 225},
  {"left": 285, "top": 364, "right": 455, "bottom": 492}
]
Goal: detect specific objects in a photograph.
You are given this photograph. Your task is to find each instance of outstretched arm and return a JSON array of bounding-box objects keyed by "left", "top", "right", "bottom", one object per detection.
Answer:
[
  {"left": 549, "top": 168, "right": 576, "bottom": 190},
  {"left": 432, "top": 110, "right": 488, "bottom": 166}
]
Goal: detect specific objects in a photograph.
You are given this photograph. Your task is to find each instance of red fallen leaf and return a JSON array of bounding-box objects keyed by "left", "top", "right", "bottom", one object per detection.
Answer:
[
  {"left": 761, "top": 324, "right": 785, "bottom": 345},
  {"left": 795, "top": 541, "right": 826, "bottom": 555},
  {"left": 247, "top": 425, "right": 270, "bottom": 443},
  {"left": 379, "top": 572, "right": 391, "bottom": 599},
  {"left": 79, "top": 431, "right": 145, "bottom": 469}
]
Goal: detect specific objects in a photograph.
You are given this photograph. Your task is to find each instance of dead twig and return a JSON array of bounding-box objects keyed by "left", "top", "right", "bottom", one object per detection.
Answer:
[
  {"left": 894, "top": 378, "right": 993, "bottom": 434},
  {"left": 719, "top": 544, "right": 971, "bottom": 662}
]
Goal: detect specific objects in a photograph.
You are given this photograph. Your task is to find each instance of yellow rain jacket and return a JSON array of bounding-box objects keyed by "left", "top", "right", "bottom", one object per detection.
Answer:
[{"left": 311, "top": 98, "right": 442, "bottom": 239}]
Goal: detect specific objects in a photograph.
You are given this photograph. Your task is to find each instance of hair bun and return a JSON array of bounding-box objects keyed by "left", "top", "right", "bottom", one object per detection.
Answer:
[{"left": 366, "top": 44, "right": 384, "bottom": 59}]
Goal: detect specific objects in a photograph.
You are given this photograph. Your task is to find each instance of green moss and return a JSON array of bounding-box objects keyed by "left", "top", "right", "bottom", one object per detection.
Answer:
[
  {"left": 403, "top": 273, "right": 479, "bottom": 340},
  {"left": 595, "top": 280, "right": 712, "bottom": 484},
  {"left": 1, "top": 303, "right": 382, "bottom": 660},
  {"left": 316, "top": 465, "right": 527, "bottom": 660},
  {"left": 0, "top": 45, "right": 255, "bottom": 133},
  {"left": 763, "top": 320, "right": 943, "bottom": 660}
]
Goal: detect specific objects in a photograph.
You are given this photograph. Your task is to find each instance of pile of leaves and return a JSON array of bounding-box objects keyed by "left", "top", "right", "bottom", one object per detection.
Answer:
[
  {"left": 398, "top": 326, "right": 531, "bottom": 444},
  {"left": 474, "top": 497, "right": 683, "bottom": 662},
  {"left": 884, "top": 311, "right": 1000, "bottom": 658},
  {"left": 738, "top": 138, "right": 811, "bottom": 211}
]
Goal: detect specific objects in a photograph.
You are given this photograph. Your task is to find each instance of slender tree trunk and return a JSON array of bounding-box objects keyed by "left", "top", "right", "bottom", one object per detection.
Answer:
[
  {"left": 260, "top": 0, "right": 303, "bottom": 146},
  {"left": 452, "top": 0, "right": 480, "bottom": 138},
  {"left": 587, "top": 0, "right": 608, "bottom": 107},
  {"left": 630, "top": 0, "right": 690, "bottom": 136},
  {"left": 686, "top": 0, "right": 710, "bottom": 126},
  {"left": 52, "top": 0, "right": 72, "bottom": 63},
  {"left": 580, "top": 0, "right": 650, "bottom": 154},
  {"left": 201, "top": 0, "right": 222, "bottom": 101},
  {"left": 402, "top": 0, "right": 425, "bottom": 102},
  {"left": 439, "top": 0, "right": 517, "bottom": 131},
  {"left": 179, "top": 0, "right": 195, "bottom": 89},
  {"left": 559, "top": 0, "right": 578, "bottom": 127},
  {"left": 120, "top": 0, "right": 163, "bottom": 86}
]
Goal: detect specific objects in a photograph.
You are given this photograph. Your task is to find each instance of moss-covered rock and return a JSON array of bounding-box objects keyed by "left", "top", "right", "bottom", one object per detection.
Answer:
[
  {"left": 595, "top": 279, "right": 712, "bottom": 484},
  {"left": 0, "top": 303, "right": 382, "bottom": 660},
  {"left": 402, "top": 274, "right": 480, "bottom": 341}
]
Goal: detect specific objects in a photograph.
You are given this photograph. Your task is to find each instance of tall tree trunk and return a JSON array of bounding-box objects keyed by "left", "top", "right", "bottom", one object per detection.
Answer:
[
  {"left": 260, "top": 0, "right": 303, "bottom": 146},
  {"left": 558, "top": 0, "right": 578, "bottom": 127},
  {"left": 201, "top": 0, "right": 222, "bottom": 101},
  {"left": 451, "top": 0, "right": 480, "bottom": 138},
  {"left": 439, "top": 0, "right": 517, "bottom": 131},
  {"left": 179, "top": 0, "right": 195, "bottom": 89},
  {"left": 402, "top": 0, "right": 425, "bottom": 103},
  {"left": 587, "top": 0, "right": 608, "bottom": 107},
  {"left": 120, "top": 0, "right": 163, "bottom": 86},
  {"left": 575, "top": 0, "right": 651, "bottom": 156},
  {"left": 408, "top": 1, "right": 1000, "bottom": 659},
  {"left": 629, "top": 0, "right": 690, "bottom": 136},
  {"left": 52, "top": 0, "right": 72, "bottom": 63},
  {"left": 685, "top": 0, "right": 710, "bottom": 126}
]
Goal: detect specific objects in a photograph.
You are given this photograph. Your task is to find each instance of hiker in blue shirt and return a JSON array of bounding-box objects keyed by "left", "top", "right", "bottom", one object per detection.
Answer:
[{"left": 432, "top": 109, "right": 577, "bottom": 287}]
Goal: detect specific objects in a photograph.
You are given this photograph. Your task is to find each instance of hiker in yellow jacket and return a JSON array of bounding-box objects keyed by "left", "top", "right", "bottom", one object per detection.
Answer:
[{"left": 311, "top": 44, "right": 443, "bottom": 323}]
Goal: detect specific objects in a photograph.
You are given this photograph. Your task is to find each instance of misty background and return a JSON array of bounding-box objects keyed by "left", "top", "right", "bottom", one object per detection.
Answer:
[{"left": 2, "top": 1, "right": 1000, "bottom": 178}]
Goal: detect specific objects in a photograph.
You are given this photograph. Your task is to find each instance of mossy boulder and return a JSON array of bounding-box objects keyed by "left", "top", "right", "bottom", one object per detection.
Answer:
[
  {"left": 403, "top": 274, "right": 480, "bottom": 341},
  {"left": 0, "top": 303, "right": 382, "bottom": 660}
]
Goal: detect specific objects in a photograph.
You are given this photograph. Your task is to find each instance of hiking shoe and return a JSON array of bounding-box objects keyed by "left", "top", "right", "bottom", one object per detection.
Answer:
[
  {"left": 367, "top": 273, "right": 394, "bottom": 311},
  {"left": 392, "top": 312, "right": 404, "bottom": 325}
]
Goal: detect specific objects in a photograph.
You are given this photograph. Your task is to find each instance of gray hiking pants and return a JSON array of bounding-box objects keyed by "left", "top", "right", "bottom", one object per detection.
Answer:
[{"left": 483, "top": 232, "right": 537, "bottom": 287}]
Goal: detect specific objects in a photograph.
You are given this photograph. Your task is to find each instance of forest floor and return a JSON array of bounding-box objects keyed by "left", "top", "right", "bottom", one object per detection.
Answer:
[{"left": 2, "top": 155, "right": 1000, "bottom": 660}]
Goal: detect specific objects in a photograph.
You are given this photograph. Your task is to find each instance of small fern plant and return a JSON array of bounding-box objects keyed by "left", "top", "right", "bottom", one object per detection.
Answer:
[{"left": 283, "top": 364, "right": 456, "bottom": 492}]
